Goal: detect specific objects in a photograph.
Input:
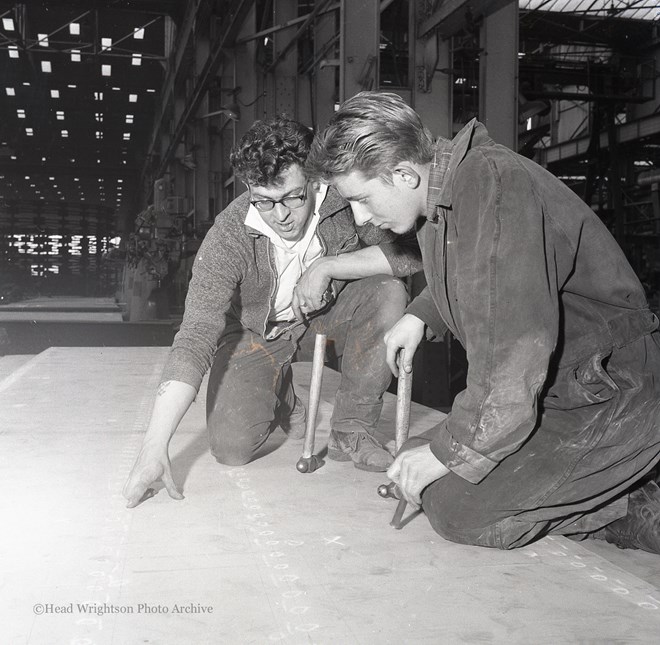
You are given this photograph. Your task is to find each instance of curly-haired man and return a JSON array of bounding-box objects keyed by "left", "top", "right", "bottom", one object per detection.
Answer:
[{"left": 123, "top": 116, "right": 422, "bottom": 507}]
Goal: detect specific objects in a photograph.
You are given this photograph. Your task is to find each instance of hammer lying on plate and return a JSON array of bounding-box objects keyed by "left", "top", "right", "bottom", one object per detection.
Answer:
[
  {"left": 296, "top": 333, "right": 327, "bottom": 474},
  {"left": 377, "top": 351, "right": 413, "bottom": 529}
]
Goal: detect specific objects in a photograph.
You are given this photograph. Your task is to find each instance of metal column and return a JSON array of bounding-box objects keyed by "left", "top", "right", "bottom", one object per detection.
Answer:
[
  {"left": 340, "top": 0, "right": 379, "bottom": 102},
  {"left": 273, "top": 0, "right": 298, "bottom": 116},
  {"left": 313, "top": 5, "right": 338, "bottom": 128},
  {"left": 478, "top": 1, "right": 518, "bottom": 149}
]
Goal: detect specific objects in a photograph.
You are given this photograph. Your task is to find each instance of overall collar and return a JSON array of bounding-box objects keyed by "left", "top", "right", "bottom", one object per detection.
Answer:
[{"left": 425, "top": 118, "right": 485, "bottom": 222}]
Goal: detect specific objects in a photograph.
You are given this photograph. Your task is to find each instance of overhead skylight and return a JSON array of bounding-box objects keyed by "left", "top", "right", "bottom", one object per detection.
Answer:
[
  {"left": 101, "top": 64, "right": 111, "bottom": 77},
  {"left": 6, "top": 87, "right": 15, "bottom": 96},
  {"left": 520, "top": 1, "right": 659, "bottom": 21},
  {"left": 41, "top": 60, "right": 52, "bottom": 73},
  {"left": 129, "top": 94, "right": 138, "bottom": 103},
  {"left": 101, "top": 37, "right": 112, "bottom": 51},
  {"left": 134, "top": 27, "right": 145, "bottom": 39},
  {"left": 37, "top": 33, "right": 49, "bottom": 47},
  {"left": 3, "top": 18, "right": 15, "bottom": 30},
  {"left": 69, "top": 22, "right": 80, "bottom": 35},
  {"left": 50, "top": 89, "right": 60, "bottom": 98}
]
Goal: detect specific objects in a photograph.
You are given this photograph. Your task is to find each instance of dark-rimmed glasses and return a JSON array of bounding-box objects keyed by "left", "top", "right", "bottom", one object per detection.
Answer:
[{"left": 250, "top": 182, "right": 309, "bottom": 212}]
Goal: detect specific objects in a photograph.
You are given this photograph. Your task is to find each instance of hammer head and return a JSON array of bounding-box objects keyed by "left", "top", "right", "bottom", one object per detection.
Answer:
[{"left": 296, "top": 454, "right": 322, "bottom": 473}]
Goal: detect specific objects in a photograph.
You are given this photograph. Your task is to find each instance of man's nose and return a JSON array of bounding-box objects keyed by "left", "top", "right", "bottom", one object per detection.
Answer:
[
  {"left": 273, "top": 202, "right": 291, "bottom": 221},
  {"left": 351, "top": 203, "right": 371, "bottom": 226}
]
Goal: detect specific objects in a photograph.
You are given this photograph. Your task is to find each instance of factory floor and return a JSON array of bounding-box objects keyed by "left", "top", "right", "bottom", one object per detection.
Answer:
[{"left": 1, "top": 346, "right": 659, "bottom": 644}]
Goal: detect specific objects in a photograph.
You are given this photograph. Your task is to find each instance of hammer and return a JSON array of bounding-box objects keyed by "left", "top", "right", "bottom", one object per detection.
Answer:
[
  {"left": 377, "top": 351, "right": 413, "bottom": 528},
  {"left": 296, "top": 333, "right": 327, "bottom": 473}
]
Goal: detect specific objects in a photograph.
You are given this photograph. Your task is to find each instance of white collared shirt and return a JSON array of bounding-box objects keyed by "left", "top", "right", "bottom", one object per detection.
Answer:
[{"left": 245, "top": 183, "right": 328, "bottom": 322}]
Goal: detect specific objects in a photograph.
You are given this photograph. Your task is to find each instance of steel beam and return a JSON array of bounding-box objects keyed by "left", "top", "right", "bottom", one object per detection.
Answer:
[
  {"left": 478, "top": 1, "right": 518, "bottom": 149},
  {"left": 418, "top": 0, "right": 515, "bottom": 39}
]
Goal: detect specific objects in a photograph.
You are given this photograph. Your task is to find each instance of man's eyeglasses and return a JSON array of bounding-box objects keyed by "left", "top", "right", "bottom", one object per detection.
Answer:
[{"left": 250, "top": 183, "right": 309, "bottom": 212}]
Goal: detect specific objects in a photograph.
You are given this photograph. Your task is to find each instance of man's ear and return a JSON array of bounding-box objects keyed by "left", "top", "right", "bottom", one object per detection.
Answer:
[{"left": 392, "top": 166, "right": 421, "bottom": 189}]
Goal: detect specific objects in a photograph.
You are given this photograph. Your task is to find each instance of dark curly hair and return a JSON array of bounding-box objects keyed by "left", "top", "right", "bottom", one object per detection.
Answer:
[{"left": 230, "top": 115, "right": 314, "bottom": 187}]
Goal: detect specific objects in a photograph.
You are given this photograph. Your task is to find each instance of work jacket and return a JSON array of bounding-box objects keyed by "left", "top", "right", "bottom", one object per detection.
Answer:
[
  {"left": 407, "top": 120, "right": 658, "bottom": 484},
  {"left": 163, "top": 187, "right": 421, "bottom": 391}
]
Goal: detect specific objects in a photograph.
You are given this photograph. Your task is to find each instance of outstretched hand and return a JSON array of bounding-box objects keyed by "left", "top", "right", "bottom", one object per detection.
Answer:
[
  {"left": 122, "top": 447, "right": 183, "bottom": 508},
  {"left": 386, "top": 443, "right": 450, "bottom": 509}
]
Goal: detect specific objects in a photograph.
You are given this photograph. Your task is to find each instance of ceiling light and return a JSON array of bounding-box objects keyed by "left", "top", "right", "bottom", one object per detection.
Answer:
[
  {"left": 131, "top": 54, "right": 142, "bottom": 66},
  {"left": 147, "top": 88, "right": 156, "bottom": 93},
  {"left": 25, "top": 175, "right": 30, "bottom": 179},
  {"left": 101, "top": 64, "right": 111, "bottom": 77},
  {"left": 3, "top": 18, "right": 15, "bottom": 30},
  {"left": 6, "top": 87, "right": 15, "bottom": 96},
  {"left": 129, "top": 94, "right": 137, "bottom": 103},
  {"left": 49, "top": 176, "right": 54, "bottom": 180},
  {"left": 117, "top": 179, "right": 123, "bottom": 183},
  {"left": 50, "top": 89, "right": 59, "bottom": 98},
  {"left": 94, "top": 92, "right": 103, "bottom": 100},
  {"left": 17, "top": 109, "right": 25, "bottom": 118},
  {"left": 41, "top": 60, "right": 52, "bottom": 73},
  {"left": 61, "top": 130, "right": 68, "bottom": 138},
  {"left": 71, "top": 50, "right": 81, "bottom": 62},
  {"left": 112, "top": 86, "right": 121, "bottom": 91},
  {"left": 67, "top": 84, "right": 76, "bottom": 88},
  {"left": 25, "top": 128, "right": 33, "bottom": 136},
  {"left": 123, "top": 133, "right": 131, "bottom": 140},
  {"left": 8, "top": 45, "right": 18, "bottom": 59},
  {"left": 37, "top": 33, "right": 49, "bottom": 47},
  {"left": 125, "top": 114, "right": 134, "bottom": 123},
  {"left": 10, "top": 155, "right": 16, "bottom": 160},
  {"left": 134, "top": 27, "right": 145, "bottom": 39},
  {"left": 56, "top": 110, "right": 64, "bottom": 120}
]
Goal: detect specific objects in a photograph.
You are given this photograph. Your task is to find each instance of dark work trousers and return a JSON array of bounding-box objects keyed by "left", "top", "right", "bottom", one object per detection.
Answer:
[
  {"left": 416, "top": 331, "right": 660, "bottom": 549},
  {"left": 206, "top": 275, "right": 408, "bottom": 466}
]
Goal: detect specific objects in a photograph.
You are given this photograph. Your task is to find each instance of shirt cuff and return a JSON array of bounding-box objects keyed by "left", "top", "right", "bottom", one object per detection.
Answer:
[
  {"left": 430, "top": 419, "right": 498, "bottom": 484},
  {"left": 405, "top": 299, "right": 448, "bottom": 338}
]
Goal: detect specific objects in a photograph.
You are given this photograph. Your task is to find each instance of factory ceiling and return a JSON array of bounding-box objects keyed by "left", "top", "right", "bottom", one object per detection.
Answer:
[
  {"left": 0, "top": 0, "right": 183, "bottom": 235},
  {"left": 0, "top": 0, "right": 657, "bottom": 240}
]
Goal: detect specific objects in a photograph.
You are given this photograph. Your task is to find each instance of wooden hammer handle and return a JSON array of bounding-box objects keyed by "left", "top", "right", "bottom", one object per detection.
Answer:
[
  {"left": 302, "top": 333, "right": 327, "bottom": 459},
  {"left": 394, "top": 350, "right": 413, "bottom": 454}
]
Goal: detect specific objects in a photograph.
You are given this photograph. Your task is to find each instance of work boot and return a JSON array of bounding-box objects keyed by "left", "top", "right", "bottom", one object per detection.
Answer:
[
  {"left": 327, "top": 429, "right": 393, "bottom": 472},
  {"left": 591, "top": 480, "right": 660, "bottom": 554},
  {"left": 279, "top": 395, "right": 307, "bottom": 440}
]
